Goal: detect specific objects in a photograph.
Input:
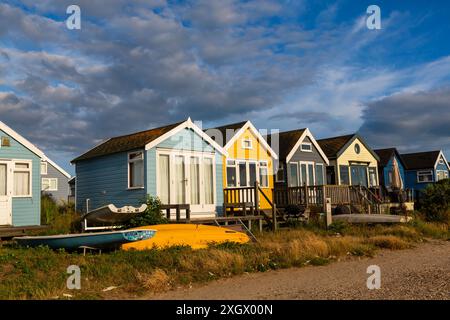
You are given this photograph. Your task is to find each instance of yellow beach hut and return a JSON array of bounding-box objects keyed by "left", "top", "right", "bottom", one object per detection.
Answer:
[{"left": 205, "top": 121, "right": 278, "bottom": 210}]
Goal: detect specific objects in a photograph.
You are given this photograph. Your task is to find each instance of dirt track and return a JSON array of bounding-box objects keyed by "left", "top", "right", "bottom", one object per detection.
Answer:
[{"left": 148, "top": 240, "right": 450, "bottom": 300}]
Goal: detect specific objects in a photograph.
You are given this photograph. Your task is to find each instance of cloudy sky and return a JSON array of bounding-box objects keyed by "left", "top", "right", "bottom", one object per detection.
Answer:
[{"left": 1, "top": 0, "right": 449, "bottom": 174}]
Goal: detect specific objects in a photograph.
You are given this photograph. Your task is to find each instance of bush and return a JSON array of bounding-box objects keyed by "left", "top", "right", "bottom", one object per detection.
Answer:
[
  {"left": 40, "top": 195, "right": 81, "bottom": 234},
  {"left": 419, "top": 179, "right": 450, "bottom": 223},
  {"left": 125, "top": 195, "right": 167, "bottom": 228}
]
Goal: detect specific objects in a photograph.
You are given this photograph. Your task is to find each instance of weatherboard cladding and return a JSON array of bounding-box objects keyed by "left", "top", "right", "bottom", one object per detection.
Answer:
[
  {"left": 0, "top": 129, "right": 41, "bottom": 227},
  {"left": 75, "top": 149, "right": 147, "bottom": 213},
  {"left": 42, "top": 161, "right": 70, "bottom": 205},
  {"left": 75, "top": 127, "right": 223, "bottom": 214}
]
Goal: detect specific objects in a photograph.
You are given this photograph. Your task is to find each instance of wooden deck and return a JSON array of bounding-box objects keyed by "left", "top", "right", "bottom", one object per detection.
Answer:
[
  {"left": 332, "top": 214, "right": 412, "bottom": 224},
  {"left": 0, "top": 225, "right": 49, "bottom": 238}
]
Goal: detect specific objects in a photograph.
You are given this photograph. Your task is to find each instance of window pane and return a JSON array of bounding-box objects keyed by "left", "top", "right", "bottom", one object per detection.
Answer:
[
  {"left": 15, "top": 163, "right": 29, "bottom": 169},
  {"left": 226, "top": 166, "right": 237, "bottom": 187},
  {"left": 50, "top": 178, "right": 57, "bottom": 191},
  {"left": 158, "top": 155, "right": 170, "bottom": 204},
  {"left": 129, "top": 159, "right": 144, "bottom": 188},
  {"left": 339, "top": 165, "right": 350, "bottom": 185},
  {"left": 260, "top": 167, "right": 268, "bottom": 187},
  {"left": 300, "top": 164, "right": 307, "bottom": 185},
  {"left": 174, "top": 156, "right": 185, "bottom": 203},
  {"left": 315, "top": 164, "right": 324, "bottom": 185},
  {"left": 14, "top": 171, "right": 30, "bottom": 196},
  {"left": 368, "top": 168, "right": 377, "bottom": 187},
  {"left": 289, "top": 163, "right": 298, "bottom": 187},
  {"left": 308, "top": 164, "right": 314, "bottom": 186},
  {"left": 190, "top": 157, "right": 200, "bottom": 205},
  {"left": 203, "top": 158, "right": 214, "bottom": 204},
  {"left": 41, "top": 162, "right": 47, "bottom": 174},
  {"left": 249, "top": 163, "right": 257, "bottom": 186},
  {"left": 42, "top": 178, "right": 49, "bottom": 191},
  {"left": 239, "top": 162, "right": 247, "bottom": 187}
]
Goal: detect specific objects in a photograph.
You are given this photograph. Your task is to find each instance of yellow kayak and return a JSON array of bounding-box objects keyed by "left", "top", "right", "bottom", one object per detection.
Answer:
[{"left": 122, "top": 224, "right": 250, "bottom": 250}]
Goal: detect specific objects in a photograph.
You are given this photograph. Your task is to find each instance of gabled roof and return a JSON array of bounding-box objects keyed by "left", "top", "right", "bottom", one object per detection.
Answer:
[
  {"left": 72, "top": 118, "right": 227, "bottom": 163},
  {"left": 317, "top": 134, "right": 354, "bottom": 159},
  {"left": 43, "top": 157, "right": 72, "bottom": 179},
  {"left": 374, "top": 148, "right": 406, "bottom": 168},
  {"left": 266, "top": 128, "right": 329, "bottom": 164},
  {"left": 0, "top": 121, "right": 71, "bottom": 178},
  {"left": 205, "top": 120, "right": 278, "bottom": 159},
  {"left": 317, "top": 133, "right": 380, "bottom": 161},
  {"left": 401, "top": 150, "right": 449, "bottom": 171},
  {"left": 0, "top": 121, "right": 45, "bottom": 158},
  {"left": 206, "top": 121, "right": 247, "bottom": 147}
]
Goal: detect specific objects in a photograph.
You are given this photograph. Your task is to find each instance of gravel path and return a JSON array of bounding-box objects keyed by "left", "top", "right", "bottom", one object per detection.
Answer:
[{"left": 149, "top": 240, "right": 450, "bottom": 300}]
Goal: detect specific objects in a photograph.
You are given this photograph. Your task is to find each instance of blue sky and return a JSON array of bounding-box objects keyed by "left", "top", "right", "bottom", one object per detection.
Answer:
[{"left": 0, "top": 0, "right": 449, "bottom": 174}]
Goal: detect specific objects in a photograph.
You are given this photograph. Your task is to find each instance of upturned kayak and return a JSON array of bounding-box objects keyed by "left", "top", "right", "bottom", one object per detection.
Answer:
[
  {"left": 122, "top": 224, "right": 250, "bottom": 250},
  {"left": 14, "top": 229, "right": 156, "bottom": 250}
]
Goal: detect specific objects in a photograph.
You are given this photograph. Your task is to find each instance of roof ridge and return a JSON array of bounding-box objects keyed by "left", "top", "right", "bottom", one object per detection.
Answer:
[{"left": 107, "top": 119, "right": 186, "bottom": 140}]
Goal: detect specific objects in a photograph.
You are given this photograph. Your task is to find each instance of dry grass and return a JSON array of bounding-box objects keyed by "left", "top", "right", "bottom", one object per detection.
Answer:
[
  {"left": 0, "top": 218, "right": 447, "bottom": 299},
  {"left": 365, "top": 235, "right": 411, "bottom": 250},
  {"left": 136, "top": 268, "right": 171, "bottom": 292}
]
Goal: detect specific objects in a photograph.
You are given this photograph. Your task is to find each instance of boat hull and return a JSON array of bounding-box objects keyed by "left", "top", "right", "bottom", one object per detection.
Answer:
[
  {"left": 14, "top": 229, "right": 156, "bottom": 250},
  {"left": 122, "top": 224, "right": 250, "bottom": 250}
]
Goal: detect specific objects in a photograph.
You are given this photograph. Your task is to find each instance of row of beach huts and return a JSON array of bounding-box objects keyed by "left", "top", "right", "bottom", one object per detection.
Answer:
[{"left": 0, "top": 118, "right": 449, "bottom": 233}]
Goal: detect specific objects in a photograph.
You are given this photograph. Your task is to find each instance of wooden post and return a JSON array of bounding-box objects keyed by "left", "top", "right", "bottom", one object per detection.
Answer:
[
  {"left": 166, "top": 208, "right": 170, "bottom": 220},
  {"left": 304, "top": 183, "right": 308, "bottom": 208},
  {"left": 322, "top": 186, "right": 327, "bottom": 213},
  {"left": 272, "top": 202, "right": 277, "bottom": 232},
  {"left": 186, "top": 206, "right": 191, "bottom": 223},
  {"left": 254, "top": 181, "right": 260, "bottom": 215},
  {"left": 176, "top": 206, "right": 180, "bottom": 222},
  {"left": 325, "top": 198, "right": 332, "bottom": 228},
  {"left": 259, "top": 218, "right": 263, "bottom": 233}
]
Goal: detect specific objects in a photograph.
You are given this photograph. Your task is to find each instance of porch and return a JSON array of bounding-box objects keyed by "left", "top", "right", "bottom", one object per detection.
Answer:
[{"left": 0, "top": 225, "right": 48, "bottom": 239}]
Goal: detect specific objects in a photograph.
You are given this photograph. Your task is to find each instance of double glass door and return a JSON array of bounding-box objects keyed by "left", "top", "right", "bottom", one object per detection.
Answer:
[
  {"left": 158, "top": 151, "right": 215, "bottom": 213},
  {"left": 350, "top": 165, "right": 368, "bottom": 187}
]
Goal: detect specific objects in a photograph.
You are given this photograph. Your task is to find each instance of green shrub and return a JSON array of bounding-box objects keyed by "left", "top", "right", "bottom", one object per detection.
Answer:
[
  {"left": 39, "top": 195, "right": 81, "bottom": 234},
  {"left": 125, "top": 195, "right": 167, "bottom": 228},
  {"left": 419, "top": 179, "right": 450, "bottom": 223}
]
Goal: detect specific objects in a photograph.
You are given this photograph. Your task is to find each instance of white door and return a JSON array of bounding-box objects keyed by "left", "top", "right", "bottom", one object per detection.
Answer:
[
  {"left": 0, "top": 162, "right": 12, "bottom": 225},
  {"left": 157, "top": 151, "right": 216, "bottom": 214}
]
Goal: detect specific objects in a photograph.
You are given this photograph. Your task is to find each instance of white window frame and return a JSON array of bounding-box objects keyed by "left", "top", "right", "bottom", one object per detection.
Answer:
[
  {"left": 241, "top": 139, "right": 253, "bottom": 150},
  {"left": 127, "top": 151, "right": 145, "bottom": 189},
  {"left": 300, "top": 142, "right": 313, "bottom": 152},
  {"left": 226, "top": 158, "right": 269, "bottom": 188},
  {"left": 436, "top": 170, "right": 448, "bottom": 181},
  {"left": 42, "top": 178, "right": 58, "bottom": 191},
  {"left": 417, "top": 170, "right": 433, "bottom": 183},
  {"left": 275, "top": 162, "right": 285, "bottom": 182},
  {"left": 299, "top": 161, "right": 316, "bottom": 186},
  {"left": 315, "top": 163, "right": 324, "bottom": 186},
  {"left": 438, "top": 158, "right": 444, "bottom": 165},
  {"left": 40, "top": 161, "right": 48, "bottom": 175},
  {"left": 226, "top": 160, "right": 237, "bottom": 187},
  {"left": 12, "top": 160, "right": 32, "bottom": 198},
  {"left": 259, "top": 160, "right": 269, "bottom": 188}
]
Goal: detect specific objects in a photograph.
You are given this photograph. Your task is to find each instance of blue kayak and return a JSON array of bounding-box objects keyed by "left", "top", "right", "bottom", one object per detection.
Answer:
[{"left": 13, "top": 229, "right": 156, "bottom": 250}]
